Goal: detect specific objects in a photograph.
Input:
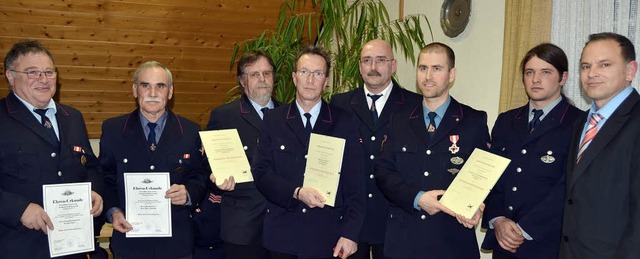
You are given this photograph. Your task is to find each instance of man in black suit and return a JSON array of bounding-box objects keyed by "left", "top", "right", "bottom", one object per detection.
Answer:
[
  {"left": 375, "top": 42, "right": 488, "bottom": 259},
  {"left": 252, "top": 46, "right": 365, "bottom": 259},
  {"left": 0, "top": 40, "right": 104, "bottom": 258},
  {"left": 559, "top": 32, "right": 640, "bottom": 259},
  {"left": 482, "top": 43, "right": 583, "bottom": 259},
  {"left": 100, "top": 61, "right": 206, "bottom": 259},
  {"left": 198, "top": 51, "right": 279, "bottom": 259},
  {"left": 331, "top": 39, "right": 421, "bottom": 259}
]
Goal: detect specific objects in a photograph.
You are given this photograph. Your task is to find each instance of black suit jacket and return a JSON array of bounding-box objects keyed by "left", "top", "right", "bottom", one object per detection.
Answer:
[
  {"left": 0, "top": 93, "right": 103, "bottom": 258},
  {"left": 560, "top": 90, "right": 640, "bottom": 259},
  {"left": 198, "top": 95, "right": 279, "bottom": 246},
  {"left": 331, "top": 83, "right": 422, "bottom": 244},
  {"left": 375, "top": 97, "right": 489, "bottom": 259},
  {"left": 483, "top": 98, "right": 583, "bottom": 259},
  {"left": 100, "top": 109, "right": 206, "bottom": 258},
  {"left": 252, "top": 101, "right": 365, "bottom": 258}
]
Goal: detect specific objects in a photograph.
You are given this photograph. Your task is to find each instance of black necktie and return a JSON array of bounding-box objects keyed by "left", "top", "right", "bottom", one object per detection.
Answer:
[
  {"left": 304, "top": 113, "right": 312, "bottom": 137},
  {"left": 529, "top": 109, "right": 544, "bottom": 133},
  {"left": 367, "top": 94, "right": 382, "bottom": 125},
  {"left": 427, "top": 112, "right": 437, "bottom": 141},
  {"left": 147, "top": 122, "right": 158, "bottom": 151},
  {"left": 34, "top": 108, "right": 59, "bottom": 147},
  {"left": 260, "top": 107, "right": 269, "bottom": 119}
]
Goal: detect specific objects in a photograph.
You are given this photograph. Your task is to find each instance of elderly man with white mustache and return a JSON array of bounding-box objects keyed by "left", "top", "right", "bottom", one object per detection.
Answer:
[{"left": 99, "top": 61, "right": 207, "bottom": 259}]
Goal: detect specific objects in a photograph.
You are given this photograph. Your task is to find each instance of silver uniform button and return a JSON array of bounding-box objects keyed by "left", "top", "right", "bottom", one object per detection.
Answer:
[
  {"left": 305, "top": 154, "right": 308, "bottom": 159},
  {"left": 512, "top": 187, "right": 518, "bottom": 192},
  {"left": 424, "top": 171, "right": 429, "bottom": 177},
  {"left": 123, "top": 158, "right": 128, "bottom": 163},
  {"left": 179, "top": 159, "right": 183, "bottom": 164},
  {"left": 390, "top": 214, "right": 393, "bottom": 219},
  {"left": 521, "top": 149, "right": 527, "bottom": 154},
  {"left": 243, "top": 146, "right": 248, "bottom": 151},
  {"left": 508, "top": 206, "right": 513, "bottom": 211},
  {"left": 369, "top": 174, "right": 374, "bottom": 179},
  {"left": 426, "top": 150, "right": 432, "bottom": 155},
  {"left": 402, "top": 147, "right": 407, "bottom": 152},
  {"left": 302, "top": 208, "right": 307, "bottom": 213},
  {"left": 370, "top": 155, "right": 375, "bottom": 160},
  {"left": 371, "top": 136, "right": 376, "bottom": 141},
  {"left": 368, "top": 193, "right": 373, "bottom": 198},
  {"left": 420, "top": 215, "right": 426, "bottom": 220},
  {"left": 57, "top": 171, "right": 62, "bottom": 177},
  {"left": 51, "top": 152, "right": 56, "bottom": 158},
  {"left": 150, "top": 165, "right": 155, "bottom": 170},
  {"left": 266, "top": 209, "right": 269, "bottom": 213},
  {"left": 516, "top": 167, "right": 522, "bottom": 173},
  {"left": 280, "top": 145, "right": 285, "bottom": 150}
]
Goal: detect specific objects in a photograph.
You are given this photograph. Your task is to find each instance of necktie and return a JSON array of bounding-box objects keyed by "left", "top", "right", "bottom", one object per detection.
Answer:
[
  {"left": 304, "top": 113, "right": 312, "bottom": 137},
  {"left": 34, "top": 108, "right": 59, "bottom": 147},
  {"left": 260, "top": 107, "right": 269, "bottom": 119},
  {"left": 367, "top": 94, "right": 382, "bottom": 125},
  {"left": 147, "top": 122, "right": 158, "bottom": 152},
  {"left": 529, "top": 109, "right": 544, "bottom": 133},
  {"left": 576, "top": 113, "right": 604, "bottom": 162},
  {"left": 427, "top": 112, "right": 437, "bottom": 141}
]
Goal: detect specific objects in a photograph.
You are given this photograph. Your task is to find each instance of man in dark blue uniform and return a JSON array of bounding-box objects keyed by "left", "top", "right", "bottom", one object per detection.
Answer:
[
  {"left": 331, "top": 39, "right": 421, "bottom": 259},
  {"left": 100, "top": 61, "right": 206, "bottom": 259},
  {"left": 252, "top": 46, "right": 365, "bottom": 259},
  {"left": 0, "top": 40, "right": 104, "bottom": 258},
  {"left": 482, "top": 43, "right": 582, "bottom": 259},
  {"left": 197, "top": 51, "right": 280, "bottom": 259},
  {"left": 375, "top": 42, "right": 488, "bottom": 259}
]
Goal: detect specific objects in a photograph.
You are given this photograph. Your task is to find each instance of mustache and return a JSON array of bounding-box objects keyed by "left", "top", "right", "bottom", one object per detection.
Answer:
[
  {"left": 367, "top": 70, "right": 382, "bottom": 76},
  {"left": 143, "top": 97, "right": 163, "bottom": 102}
]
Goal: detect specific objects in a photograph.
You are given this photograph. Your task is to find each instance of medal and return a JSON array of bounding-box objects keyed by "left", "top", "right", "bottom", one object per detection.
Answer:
[
  {"left": 449, "top": 135, "right": 460, "bottom": 154},
  {"left": 150, "top": 143, "right": 156, "bottom": 151},
  {"left": 450, "top": 156, "right": 465, "bottom": 165},
  {"left": 447, "top": 168, "right": 460, "bottom": 174},
  {"left": 81, "top": 155, "right": 87, "bottom": 166},
  {"left": 428, "top": 124, "right": 436, "bottom": 133},
  {"left": 541, "top": 150, "right": 555, "bottom": 164},
  {"left": 44, "top": 120, "right": 52, "bottom": 129}
]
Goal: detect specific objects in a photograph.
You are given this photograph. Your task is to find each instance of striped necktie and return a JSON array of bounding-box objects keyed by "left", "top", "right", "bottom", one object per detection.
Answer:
[{"left": 576, "top": 113, "right": 603, "bottom": 163}]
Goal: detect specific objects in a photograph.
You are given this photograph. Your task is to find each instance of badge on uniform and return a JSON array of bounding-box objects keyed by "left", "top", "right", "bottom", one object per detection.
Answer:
[
  {"left": 541, "top": 150, "right": 555, "bottom": 164},
  {"left": 449, "top": 135, "right": 460, "bottom": 154},
  {"left": 183, "top": 153, "right": 191, "bottom": 159},
  {"left": 450, "top": 156, "right": 464, "bottom": 165},
  {"left": 150, "top": 143, "right": 157, "bottom": 152},
  {"left": 428, "top": 124, "right": 436, "bottom": 133},
  {"left": 73, "top": 146, "right": 87, "bottom": 166},
  {"left": 44, "top": 120, "right": 52, "bottom": 129},
  {"left": 447, "top": 168, "right": 460, "bottom": 174}
]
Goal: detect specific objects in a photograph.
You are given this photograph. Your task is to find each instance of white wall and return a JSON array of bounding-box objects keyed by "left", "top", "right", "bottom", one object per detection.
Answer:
[{"left": 381, "top": 1, "right": 505, "bottom": 258}]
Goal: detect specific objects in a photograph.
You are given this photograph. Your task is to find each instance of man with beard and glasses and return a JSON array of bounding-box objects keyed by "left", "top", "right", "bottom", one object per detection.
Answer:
[
  {"left": 332, "top": 39, "right": 421, "bottom": 259},
  {"left": 375, "top": 42, "right": 489, "bottom": 259},
  {"left": 196, "top": 51, "right": 280, "bottom": 259},
  {"left": 100, "top": 61, "right": 207, "bottom": 259}
]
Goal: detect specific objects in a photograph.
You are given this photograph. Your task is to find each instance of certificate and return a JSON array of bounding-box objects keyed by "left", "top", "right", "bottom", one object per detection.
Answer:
[
  {"left": 124, "top": 172, "right": 172, "bottom": 238},
  {"left": 200, "top": 129, "right": 253, "bottom": 183},
  {"left": 303, "top": 133, "right": 345, "bottom": 207},
  {"left": 439, "top": 148, "right": 511, "bottom": 219},
  {"left": 43, "top": 182, "right": 94, "bottom": 258}
]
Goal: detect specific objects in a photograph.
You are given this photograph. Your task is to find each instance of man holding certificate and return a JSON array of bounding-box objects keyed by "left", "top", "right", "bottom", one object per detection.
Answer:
[
  {"left": 0, "top": 40, "right": 104, "bottom": 258},
  {"left": 375, "top": 42, "right": 489, "bottom": 259},
  {"left": 100, "top": 61, "right": 207, "bottom": 258},
  {"left": 252, "top": 46, "right": 365, "bottom": 259}
]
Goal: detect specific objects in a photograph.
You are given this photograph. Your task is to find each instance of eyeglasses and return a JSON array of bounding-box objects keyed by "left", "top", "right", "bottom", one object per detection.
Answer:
[
  {"left": 10, "top": 69, "right": 57, "bottom": 79},
  {"left": 244, "top": 71, "right": 274, "bottom": 79},
  {"left": 296, "top": 69, "right": 326, "bottom": 79},
  {"left": 360, "top": 57, "right": 394, "bottom": 66}
]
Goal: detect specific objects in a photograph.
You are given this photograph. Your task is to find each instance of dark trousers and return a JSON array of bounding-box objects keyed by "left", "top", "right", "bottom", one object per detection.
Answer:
[
  {"left": 492, "top": 248, "right": 519, "bottom": 259},
  {"left": 270, "top": 250, "right": 340, "bottom": 259},
  {"left": 224, "top": 242, "right": 268, "bottom": 259},
  {"left": 349, "top": 243, "right": 389, "bottom": 259}
]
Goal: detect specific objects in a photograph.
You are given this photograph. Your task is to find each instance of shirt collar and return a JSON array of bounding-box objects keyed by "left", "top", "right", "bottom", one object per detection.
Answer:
[
  {"left": 14, "top": 93, "right": 57, "bottom": 117},
  {"left": 528, "top": 96, "right": 562, "bottom": 121},
  {"left": 589, "top": 85, "right": 634, "bottom": 118}
]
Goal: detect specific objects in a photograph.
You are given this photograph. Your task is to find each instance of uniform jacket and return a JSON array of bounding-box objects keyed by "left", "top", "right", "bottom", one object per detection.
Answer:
[
  {"left": 199, "top": 94, "right": 279, "bottom": 246},
  {"left": 0, "top": 93, "right": 103, "bottom": 258},
  {"left": 100, "top": 109, "right": 206, "bottom": 259},
  {"left": 375, "top": 97, "right": 489, "bottom": 259},
  {"left": 560, "top": 90, "right": 640, "bottom": 259},
  {"left": 252, "top": 101, "right": 365, "bottom": 258},
  {"left": 331, "top": 83, "right": 422, "bottom": 244},
  {"left": 482, "top": 98, "right": 583, "bottom": 259}
]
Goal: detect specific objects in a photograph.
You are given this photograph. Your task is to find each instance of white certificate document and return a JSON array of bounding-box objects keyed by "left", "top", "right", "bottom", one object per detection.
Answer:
[
  {"left": 43, "top": 182, "right": 94, "bottom": 258},
  {"left": 303, "top": 133, "right": 345, "bottom": 207},
  {"left": 200, "top": 129, "right": 253, "bottom": 183},
  {"left": 124, "top": 172, "right": 172, "bottom": 238},
  {"left": 439, "top": 148, "right": 511, "bottom": 218}
]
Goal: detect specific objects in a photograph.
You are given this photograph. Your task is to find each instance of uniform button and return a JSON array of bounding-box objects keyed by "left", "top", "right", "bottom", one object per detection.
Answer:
[
  {"left": 150, "top": 165, "right": 155, "bottom": 170},
  {"left": 368, "top": 193, "right": 373, "bottom": 198},
  {"left": 302, "top": 208, "right": 307, "bottom": 213},
  {"left": 51, "top": 152, "right": 57, "bottom": 158},
  {"left": 123, "top": 158, "right": 128, "bottom": 163},
  {"left": 371, "top": 136, "right": 376, "bottom": 141},
  {"left": 208, "top": 247, "right": 213, "bottom": 250},
  {"left": 57, "top": 171, "right": 62, "bottom": 177},
  {"left": 340, "top": 216, "right": 343, "bottom": 220},
  {"left": 402, "top": 147, "right": 407, "bottom": 152},
  {"left": 280, "top": 145, "right": 285, "bottom": 150},
  {"left": 508, "top": 206, "right": 513, "bottom": 211},
  {"left": 424, "top": 171, "right": 429, "bottom": 177},
  {"left": 178, "top": 159, "right": 183, "bottom": 164},
  {"left": 512, "top": 187, "right": 517, "bottom": 192},
  {"left": 390, "top": 214, "right": 393, "bottom": 218},
  {"left": 304, "top": 154, "right": 308, "bottom": 159},
  {"left": 369, "top": 174, "right": 374, "bottom": 179},
  {"left": 370, "top": 155, "right": 375, "bottom": 160},
  {"left": 567, "top": 199, "right": 574, "bottom": 205},
  {"left": 521, "top": 149, "right": 527, "bottom": 154},
  {"left": 420, "top": 215, "right": 426, "bottom": 220},
  {"left": 243, "top": 145, "right": 248, "bottom": 150},
  {"left": 516, "top": 167, "right": 522, "bottom": 173},
  {"left": 426, "top": 150, "right": 432, "bottom": 155},
  {"left": 266, "top": 209, "right": 270, "bottom": 213}
]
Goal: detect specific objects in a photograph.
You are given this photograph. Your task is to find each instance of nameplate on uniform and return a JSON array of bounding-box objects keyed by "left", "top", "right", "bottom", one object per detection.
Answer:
[
  {"left": 439, "top": 148, "right": 510, "bottom": 218},
  {"left": 303, "top": 133, "right": 345, "bottom": 207},
  {"left": 200, "top": 129, "right": 253, "bottom": 183}
]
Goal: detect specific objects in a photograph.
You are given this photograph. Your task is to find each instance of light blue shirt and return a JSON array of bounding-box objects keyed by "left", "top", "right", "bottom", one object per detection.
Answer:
[
  {"left": 296, "top": 100, "right": 322, "bottom": 129},
  {"left": 139, "top": 110, "right": 169, "bottom": 144},
  {"left": 528, "top": 96, "right": 562, "bottom": 122},
  {"left": 579, "top": 86, "right": 634, "bottom": 144},
  {"left": 248, "top": 98, "right": 275, "bottom": 120},
  {"left": 14, "top": 94, "right": 59, "bottom": 140}
]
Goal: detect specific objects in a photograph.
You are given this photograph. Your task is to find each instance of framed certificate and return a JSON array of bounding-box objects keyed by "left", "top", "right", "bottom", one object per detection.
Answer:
[
  {"left": 200, "top": 129, "right": 253, "bottom": 183},
  {"left": 303, "top": 133, "right": 346, "bottom": 207},
  {"left": 43, "top": 182, "right": 94, "bottom": 258},
  {"left": 124, "top": 172, "right": 172, "bottom": 238}
]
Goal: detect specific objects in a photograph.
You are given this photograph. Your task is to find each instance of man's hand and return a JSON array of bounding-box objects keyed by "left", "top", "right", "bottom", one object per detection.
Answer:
[
  {"left": 417, "top": 190, "right": 454, "bottom": 216},
  {"left": 493, "top": 217, "right": 525, "bottom": 253},
  {"left": 210, "top": 173, "right": 236, "bottom": 191},
  {"left": 90, "top": 191, "right": 103, "bottom": 217},
  {"left": 333, "top": 237, "right": 357, "bottom": 259},
  {"left": 111, "top": 210, "right": 133, "bottom": 233},
  {"left": 165, "top": 184, "right": 188, "bottom": 205},
  {"left": 20, "top": 203, "right": 54, "bottom": 234},
  {"left": 454, "top": 203, "right": 484, "bottom": 229},
  {"left": 296, "top": 187, "right": 325, "bottom": 208}
]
